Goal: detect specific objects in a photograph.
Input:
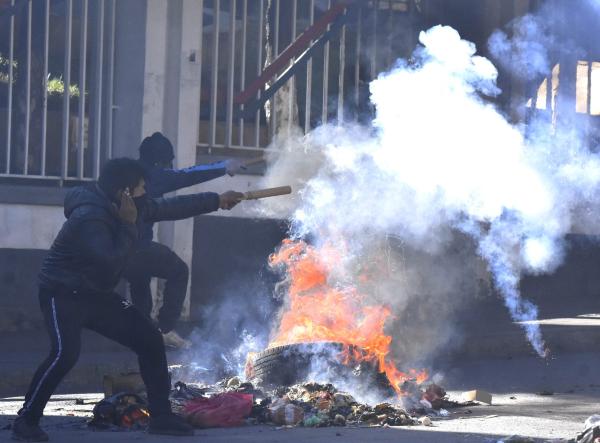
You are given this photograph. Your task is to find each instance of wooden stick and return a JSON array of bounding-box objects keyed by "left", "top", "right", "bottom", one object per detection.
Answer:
[{"left": 242, "top": 186, "right": 292, "bottom": 200}]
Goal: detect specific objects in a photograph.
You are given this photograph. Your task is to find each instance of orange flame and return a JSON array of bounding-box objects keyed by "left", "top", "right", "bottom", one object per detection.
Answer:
[{"left": 269, "top": 239, "right": 428, "bottom": 394}]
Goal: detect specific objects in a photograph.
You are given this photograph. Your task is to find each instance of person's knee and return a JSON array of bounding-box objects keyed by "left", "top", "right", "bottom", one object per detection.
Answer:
[
  {"left": 53, "top": 346, "right": 80, "bottom": 373},
  {"left": 135, "top": 326, "right": 165, "bottom": 355},
  {"left": 170, "top": 258, "right": 189, "bottom": 282}
]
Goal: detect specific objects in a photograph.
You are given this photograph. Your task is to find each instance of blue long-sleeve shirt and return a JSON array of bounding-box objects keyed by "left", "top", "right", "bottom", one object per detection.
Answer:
[{"left": 139, "top": 161, "right": 227, "bottom": 243}]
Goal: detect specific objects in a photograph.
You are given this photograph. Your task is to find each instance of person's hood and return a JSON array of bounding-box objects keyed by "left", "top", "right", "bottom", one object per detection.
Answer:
[{"left": 64, "top": 184, "right": 116, "bottom": 219}]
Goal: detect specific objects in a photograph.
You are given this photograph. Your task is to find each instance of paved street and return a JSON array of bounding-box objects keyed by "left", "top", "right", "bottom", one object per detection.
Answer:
[{"left": 2, "top": 352, "right": 599, "bottom": 442}]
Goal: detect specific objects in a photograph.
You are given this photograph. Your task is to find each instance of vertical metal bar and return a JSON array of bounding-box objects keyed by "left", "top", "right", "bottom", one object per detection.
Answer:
[
  {"left": 77, "top": 0, "right": 88, "bottom": 179},
  {"left": 41, "top": 0, "right": 50, "bottom": 175},
  {"left": 371, "top": 0, "right": 378, "bottom": 79},
  {"left": 238, "top": 0, "right": 247, "bottom": 147},
  {"left": 322, "top": 0, "right": 331, "bottom": 125},
  {"left": 255, "top": 0, "right": 264, "bottom": 147},
  {"left": 270, "top": 0, "right": 280, "bottom": 139},
  {"left": 290, "top": 0, "right": 297, "bottom": 53},
  {"left": 93, "top": 0, "right": 104, "bottom": 178},
  {"left": 354, "top": 5, "right": 361, "bottom": 122},
  {"left": 386, "top": 0, "right": 393, "bottom": 68},
  {"left": 5, "top": 0, "right": 15, "bottom": 173},
  {"left": 106, "top": 0, "right": 116, "bottom": 160},
  {"left": 287, "top": 0, "right": 297, "bottom": 133},
  {"left": 197, "top": 0, "right": 205, "bottom": 148},
  {"left": 24, "top": 0, "right": 32, "bottom": 174},
  {"left": 337, "top": 9, "right": 346, "bottom": 124},
  {"left": 210, "top": 0, "right": 221, "bottom": 148},
  {"left": 273, "top": 0, "right": 279, "bottom": 74},
  {"left": 587, "top": 59, "right": 592, "bottom": 115},
  {"left": 304, "top": 0, "right": 314, "bottom": 134},
  {"left": 61, "top": 0, "right": 73, "bottom": 179},
  {"left": 225, "top": 0, "right": 236, "bottom": 147}
]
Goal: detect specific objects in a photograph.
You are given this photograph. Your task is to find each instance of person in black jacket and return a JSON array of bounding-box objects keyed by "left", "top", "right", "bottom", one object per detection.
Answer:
[
  {"left": 12, "top": 158, "right": 243, "bottom": 442},
  {"left": 124, "top": 132, "right": 243, "bottom": 348}
]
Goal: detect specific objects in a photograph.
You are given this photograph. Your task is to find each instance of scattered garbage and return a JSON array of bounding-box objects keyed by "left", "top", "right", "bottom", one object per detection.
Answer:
[
  {"left": 576, "top": 425, "right": 600, "bottom": 443},
  {"left": 575, "top": 415, "right": 600, "bottom": 443},
  {"left": 268, "top": 399, "right": 305, "bottom": 426},
  {"left": 88, "top": 392, "right": 149, "bottom": 430},
  {"left": 166, "top": 378, "right": 481, "bottom": 429},
  {"left": 462, "top": 389, "right": 492, "bottom": 405},
  {"left": 93, "top": 370, "right": 480, "bottom": 431},
  {"left": 422, "top": 384, "right": 446, "bottom": 409},
  {"left": 584, "top": 415, "right": 600, "bottom": 430},
  {"left": 333, "top": 414, "right": 346, "bottom": 426},
  {"left": 227, "top": 376, "right": 242, "bottom": 389},
  {"left": 182, "top": 392, "right": 253, "bottom": 428},
  {"left": 419, "top": 416, "right": 432, "bottom": 426}
]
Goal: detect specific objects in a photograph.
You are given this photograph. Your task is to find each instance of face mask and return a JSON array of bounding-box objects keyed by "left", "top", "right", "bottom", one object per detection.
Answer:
[{"left": 133, "top": 195, "right": 148, "bottom": 210}]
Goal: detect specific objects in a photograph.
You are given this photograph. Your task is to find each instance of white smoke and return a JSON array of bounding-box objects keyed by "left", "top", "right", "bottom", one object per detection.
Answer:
[
  {"left": 590, "top": 1, "right": 600, "bottom": 14},
  {"left": 186, "top": 289, "right": 272, "bottom": 382},
  {"left": 260, "top": 24, "right": 600, "bottom": 358},
  {"left": 488, "top": 14, "right": 555, "bottom": 80}
]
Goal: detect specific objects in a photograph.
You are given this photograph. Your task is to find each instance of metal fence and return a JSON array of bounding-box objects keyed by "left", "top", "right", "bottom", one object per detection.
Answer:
[
  {"left": 196, "top": 0, "right": 415, "bottom": 153},
  {"left": 0, "top": 0, "right": 415, "bottom": 181},
  {"left": 0, "top": 0, "right": 116, "bottom": 182}
]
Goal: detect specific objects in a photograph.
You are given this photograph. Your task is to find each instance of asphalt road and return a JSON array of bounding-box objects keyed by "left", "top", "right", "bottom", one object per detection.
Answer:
[{"left": 2, "top": 352, "right": 600, "bottom": 442}]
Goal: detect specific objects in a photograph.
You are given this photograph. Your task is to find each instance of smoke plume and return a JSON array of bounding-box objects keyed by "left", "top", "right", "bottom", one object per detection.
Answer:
[{"left": 258, "top": 23, "right": 600, "bottom": 360}]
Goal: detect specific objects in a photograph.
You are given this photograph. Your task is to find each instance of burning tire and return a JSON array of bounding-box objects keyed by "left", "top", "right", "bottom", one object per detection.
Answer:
[{"left": 248, "top": 342, "right": 394, "bottom": 395}]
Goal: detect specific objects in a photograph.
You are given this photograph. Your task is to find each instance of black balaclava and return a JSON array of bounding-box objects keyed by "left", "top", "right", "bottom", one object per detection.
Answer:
[{"left": 139, "top": 132, "right": 175, "bottom": 166}]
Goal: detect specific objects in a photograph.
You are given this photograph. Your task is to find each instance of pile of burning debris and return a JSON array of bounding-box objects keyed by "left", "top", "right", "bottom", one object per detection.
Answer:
[
  {"left": 167, "top": 376, "right": 472, "bottom": 429},
  {"left": 95, "top": 338, "right": 478, "bottom": 429}
]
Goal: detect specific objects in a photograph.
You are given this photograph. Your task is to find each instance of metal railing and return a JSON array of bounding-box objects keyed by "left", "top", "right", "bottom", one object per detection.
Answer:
[
  {"left": 0, "top": 0, "right": 116, "bottom": 182},
  {"left": 197, "top": 0, "right": 414, "bottom": 153}
]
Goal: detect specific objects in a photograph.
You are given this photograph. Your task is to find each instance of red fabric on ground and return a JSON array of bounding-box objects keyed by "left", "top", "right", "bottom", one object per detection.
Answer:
[{"left": 183, "top": 392, "right": 253, "bottom": 428}]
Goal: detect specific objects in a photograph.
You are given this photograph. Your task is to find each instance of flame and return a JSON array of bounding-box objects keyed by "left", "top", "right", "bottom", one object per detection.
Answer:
[{"left": 269, "top": 239, "right": 428, "bottom": 394}]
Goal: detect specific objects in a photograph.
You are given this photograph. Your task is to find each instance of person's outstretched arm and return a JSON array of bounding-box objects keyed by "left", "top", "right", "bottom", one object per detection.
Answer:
[
  {"left": 141, "top": 191, "right": 243, "bottom": 222},
  {"left": 150, "top": 162, "right": 231, "bottom": 195}
]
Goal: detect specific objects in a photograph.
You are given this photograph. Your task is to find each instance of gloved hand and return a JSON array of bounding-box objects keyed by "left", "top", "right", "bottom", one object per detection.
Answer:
[{"left": 219, "top": 191, "right": 244, "bottom": 210}]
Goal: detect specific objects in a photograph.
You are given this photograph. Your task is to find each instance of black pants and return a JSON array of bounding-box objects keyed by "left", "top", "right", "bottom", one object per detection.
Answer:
[
  {"left": 20, "top": 286, "right": 172, "bottom": 422},
  {"left": 123, "top": 241, "right": 189, "bottom": 333}
]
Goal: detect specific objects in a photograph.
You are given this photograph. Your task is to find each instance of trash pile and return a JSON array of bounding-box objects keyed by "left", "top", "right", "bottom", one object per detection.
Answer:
[
  {"left": 575, "top": 414, "right": 600, "bottom": 443},
  {"left": 88, "top": 392, "right": 150, "bottom": 430},
  {"left": 167, "top": 377, "right": 475, "bottom": 429},
  {"left": 91, "top": 365, "right": 482, "bottom": 431},
  {"left": 257, "top": 381, "right": 415, "bottom": 427}
]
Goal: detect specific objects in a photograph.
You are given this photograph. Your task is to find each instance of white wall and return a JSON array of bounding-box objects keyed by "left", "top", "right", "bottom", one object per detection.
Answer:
[{"left": 0, "top": 203, "right": 64, "bottom": 250}]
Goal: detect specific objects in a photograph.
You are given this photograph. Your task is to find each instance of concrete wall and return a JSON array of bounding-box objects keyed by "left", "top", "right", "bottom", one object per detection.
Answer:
[
  {"left": 112, "top": 0, "right": 147, "bottom": 158},
  {"left": 0, "top": 249, "right": 48, "bottom": 332},
  {"left": 0, "top": 203, "right": 64, "bottom": 250}
]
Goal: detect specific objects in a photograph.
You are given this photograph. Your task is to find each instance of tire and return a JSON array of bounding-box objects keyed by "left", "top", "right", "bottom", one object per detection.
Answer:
[
  {"left": 249, "top": 342, "right": 393, "bottom": 394},
  {"left": 250, "top": 342, "right": 337, "bottom": 387}
]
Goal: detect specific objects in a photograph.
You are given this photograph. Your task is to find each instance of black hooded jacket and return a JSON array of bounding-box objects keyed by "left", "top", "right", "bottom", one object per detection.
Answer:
[{"left": 38, "top": 184, "right": 220, "bottom": 294}]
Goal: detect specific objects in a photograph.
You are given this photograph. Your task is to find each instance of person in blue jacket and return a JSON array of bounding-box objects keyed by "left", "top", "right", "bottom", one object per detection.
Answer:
[
  {"left": 124, "top": 132, "right": 242, "bottom": 348},
  {"left": 12, "top": 158, "right": 243, "bottom": 441}
]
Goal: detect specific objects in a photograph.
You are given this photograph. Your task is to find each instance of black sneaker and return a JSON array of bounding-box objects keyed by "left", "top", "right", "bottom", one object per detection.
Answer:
[
  {"left": 11, "top": 416, "right": 49, "bottom": 442},
  {"left": 148, "top": 413, "right": 194, "bottom": 436}
]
